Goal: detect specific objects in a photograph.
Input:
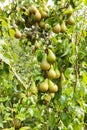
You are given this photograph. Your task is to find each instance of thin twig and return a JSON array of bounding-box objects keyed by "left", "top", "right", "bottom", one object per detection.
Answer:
[
  {"left": 74, "top": 33, "right": 79, "bottom": 93},
  {"left": 11, "top": 66, "right": 27, "bottom": 89}
]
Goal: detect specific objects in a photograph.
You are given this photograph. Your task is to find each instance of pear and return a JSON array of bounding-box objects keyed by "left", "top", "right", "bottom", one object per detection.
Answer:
[
  {"left": 48, "top": 80, "right": 58, "bottom": 93},
  {"left": 29, "top": 4, "right": 38, "bottom": 13},
  {"left": 53, "top": 24, "right": 61, "bottom": 33},
  {"left": 50, "top": 93, "right": 55, "bottom": 99},
  {"left": 39, "top": 79, "right": 48, "bottom": 92},
  {"left": 55, "top": 69, "right": 60, "bottom": 78},
  {"left": 41, "top": 93, "right": 51, "bottom": 102},
  {"left": 40, "top": 54, "right": 50, "bottom": 71},
  {"left": 30, "top": 82, "right": 38, "bottom": 95},
  {"left": 47, "top": 65, "right": 56, "bottom": 79},
  {"left": 13, "top": 119, "right": 21, "bottom": 129},
  {"left": 67, "top": 5, "right": 73, "bottom": 15},
  {"left": 14, "top": 29, "right": 22, "bottom": 39},
  {"left": 40, "top": 10, "right": 48, "bottom": 18},
  {"left": 67, "top": 15, "right": 75, "bottom": 25},
  {"left": 47, "top": 49, "right": 56, "bottom": 63},
  {"left": 39, "top": 21, "right": 45, "bottom": 28},
  {"left": 61, "top": 21, "right": 67, "bottom": 32},
  {"left": 35, "top": 11, "right": 41, "bottom": 21},
  {"left": 59, "top": 72, "right": 66, "bottom": 89},
  {"left": 34, "top": 40, "right": 40, "bottom": 49}
]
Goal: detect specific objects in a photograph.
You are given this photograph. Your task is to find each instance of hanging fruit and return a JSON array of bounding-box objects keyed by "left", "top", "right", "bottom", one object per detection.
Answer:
[
  {"left": 53, "top": 23, "right": 61, "bottom": 33},
  {"left": 50, "top": 93, "right": 55, "bottom": 99},
  {"left": 61, "top": 21, "right": 67, "bottom": 33},
  {"left": 39, "top": 21, "right": 45, "bottom": 28},
  {"left": 67, "top": 15, "right": 75, "bottom": 25},
  {"left": 35, "top": 11, "right": 41, "bottom": 21},
  {"left": 40, "top": 54, "right": 50, "bottom": 71},
  {"left": 59, "top": 72, "right": 66, "bottom": 89},
  {"left": 13, "top": 119, "right": 21, "bottom": 129},
  {"left": 29, "top": 81, "right": 38, "bottom": 95},
  {"left": 47, "top": 49, "right": 56, "bottom": 63},
  {"left": 47, "top": 65, "right": 56, "bottom": 79},
  {"left": 39, "top": 79, "right": 48, "bottom": 92},
  {"left": 14, "top": 29, "right": 22, "bottom": 39},
  {"left": 29, "top": 4, "right": 38, "bottom": 14},
  {"left": 40, "top": 10, "right": 48, "bottom": 18},
  {"left": 55, "top": 69, "right": 60, "bottom": 78},
  {"left": 65, "top": 5, "right": 73, "bottom": 15},
  {"left": 48, "top": 80, "right": 58, "bottom": 93}
]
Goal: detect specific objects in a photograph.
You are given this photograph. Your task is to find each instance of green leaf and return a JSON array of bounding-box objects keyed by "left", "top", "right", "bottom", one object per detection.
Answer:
[
  {"left": 84, "top": 0, "right": 87, "bottom": 5},
  {"left": 9, "top": 28, "right": 15, "bottom": 38},
  {"left": 16, "top": 113, "right": 25, "bottom": 121},
  {"left": 0, "top": 54, "right": 10, "bottom": 65},
  {"left": 0, "top": 97, "right": 10, "bottom": 102},
  {"left": 2, "top": 19, "right": 8, "bottom": 28},
  {"left": 69, "top": 55, "right": 76, "bottom": 64},
  {"left": 0, "top": 116, "right": 3, "bottom": 128},
  {"left": 19, "top": 127, "right": 30, "bottom": 130},
  {"left": 82, "top": 73, "right": 87, "bottom": 84}
]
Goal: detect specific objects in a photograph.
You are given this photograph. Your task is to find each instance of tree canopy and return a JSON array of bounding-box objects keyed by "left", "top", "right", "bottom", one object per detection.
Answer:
[{"left": 0, "top": 0, "right": 87, "bottom": 129}]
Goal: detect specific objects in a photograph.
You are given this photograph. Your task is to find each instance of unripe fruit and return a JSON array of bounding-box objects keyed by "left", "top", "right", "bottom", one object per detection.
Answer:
[
  {"left": 39, "top": 21, "right": 45, "bottom": 28},
  {"left": 66, "top": 5, "right": 73, "bottom": 15},
  {"left": 40, "top": 54, "right": 50, "bottom": 71},
  {"left": 47, "top": 49, "right": 56, "bottom": 63},
  {"left": 14, "top": 29, "right": 22, "bottom": 39},
  {"left": 29, "top": 5, "right": 37, "bottom": 13},
  {"left": 39, "top": 79, "right": 48, "bottom": 92},
  {"left": 61, "top": 21, "right": 67, "bottom": 32},
  {"left": 47, "top": 65, "right": 56, "bottom": 79},
  {"left": 55, "top": 69, "right": 60, "bottom": 78},
  {"left": 35, "top": 11, "right": 41, "bottom": 21},
  {"left": 59, "top": 72, "right": 66, "bottom": 89},
  {"left": 50, "top": 93, "right": 55, "bottom": 99},
  {"left": 13, "top": 119, "right": 21, "bottom": 129},
  {"left": 67, "top": 15, "right": 75, "bottom": 25},
  {"left": 29, "top": 82, "right": 38, "bottom": 95},
  {"left": 40, "top": 10, "right": 48, "bottom": 18},
  {"left": 42, "top": 94, "right": 51, "bottom": 102},
  {"left": 53, "top": 24, "right": 61, "bottom": 33},
  {"left": 48, "top": 80, "right": 58, "bottom": 93}
]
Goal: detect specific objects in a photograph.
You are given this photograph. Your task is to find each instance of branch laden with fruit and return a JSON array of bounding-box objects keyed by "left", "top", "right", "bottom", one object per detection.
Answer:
[{"left": 0, "top": 0, "right": 87, "bottom": 129}]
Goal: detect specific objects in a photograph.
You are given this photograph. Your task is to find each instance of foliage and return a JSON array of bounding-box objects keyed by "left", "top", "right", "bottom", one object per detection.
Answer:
[{"left": 0, "top": 0, "right": 87, "bottom": 129}]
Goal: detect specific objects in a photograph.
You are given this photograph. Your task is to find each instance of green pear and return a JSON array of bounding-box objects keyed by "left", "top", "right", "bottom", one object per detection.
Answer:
[
  {"left": 59, "top": 72, "right": 66, "bottom": 89},
  {"left": 30, "top": 82, "right": 38, "bottom": 95},
  {"left": 61, "top": 21, "right": 67, "bottom": 32},
  {"left": 14, "top": 29, "right": 22, "bottom": 39},
  {"left": 47, "top": 49, "right": 56, "bottom": 63},
  {"left": 55, "top": 69, "right": 60, "bottom": 78},
  {"left": 67, "top": 15, "right": 75, "bottom": 25},
  {"left": 40, "top": 54, "right": 50, "bottom": 70},
  {"left": 48, "top": 80, "right": 58, "bottom": 93},
  {"left": 65, "top": 5, "right": 73, "bottom": 15},
  {"left": 39, "top": 79, "right": 48, "bottom": 92},
  {"left": 41, "top": 93, "right": 51, "bottom": 102},
  {"left": 47, "top": 65, "right": 56, "bottom": 79},
  {"left": 53, "top": 23, "right": 61, "bottom": 33},
  {"left": 50, "top": 93, "right": 55, "bottom": 99}
]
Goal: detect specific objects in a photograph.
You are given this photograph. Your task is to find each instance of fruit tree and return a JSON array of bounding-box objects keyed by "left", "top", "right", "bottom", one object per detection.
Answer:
[{"left": 0, "top": 0, "right": 87, "bottom": 129}]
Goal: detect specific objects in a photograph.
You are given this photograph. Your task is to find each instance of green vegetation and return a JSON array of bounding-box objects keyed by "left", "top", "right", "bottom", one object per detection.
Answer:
[{"left": 0, "top": 0, "right": 87, "bottom": 129}]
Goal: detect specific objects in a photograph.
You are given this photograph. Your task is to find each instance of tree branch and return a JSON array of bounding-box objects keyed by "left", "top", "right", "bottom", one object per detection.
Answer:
[
  {"left": 11, "top": 66, "right": 27, "bottom": 89},
  {"left": 74, "top": 33, "right": 79, "bottom": 93}
]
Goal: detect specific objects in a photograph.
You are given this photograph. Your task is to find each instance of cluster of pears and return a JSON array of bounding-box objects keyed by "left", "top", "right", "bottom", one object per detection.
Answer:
[
  {"left": 39, "top": 49, "right": 60, "bottom": 101},
  {"left": 25, "top": 4, "right": 49, "bottom": 29},
  {"left": 53, "top": 5, "right": 75, "bottom": 34},
  {"left": 14, "top": 4, "right": 49, "bottom": 39}
]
